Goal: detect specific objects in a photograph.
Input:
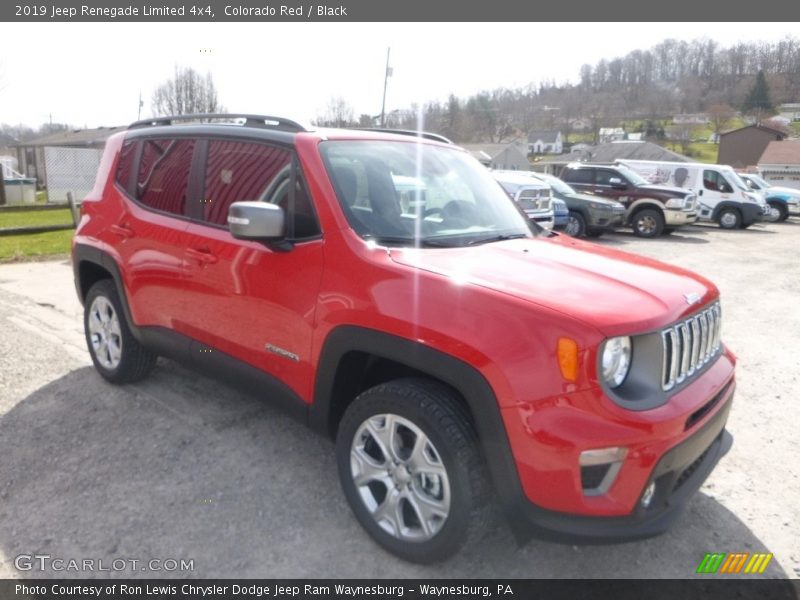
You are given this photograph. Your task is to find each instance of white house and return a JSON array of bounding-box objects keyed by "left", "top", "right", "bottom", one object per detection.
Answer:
[
  {"left": 598, "top": 128, "right": 625, "bottom": 143},
  {"left": 527, "top": 130, "right": 563, "bottom": 154}
]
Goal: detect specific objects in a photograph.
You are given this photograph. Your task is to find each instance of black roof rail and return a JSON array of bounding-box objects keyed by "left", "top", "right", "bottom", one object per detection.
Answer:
[
  {"left": 128, "top": 114, "right": 309, "bottom": 133},
  {"left": 354, "top": 128, "right": 453, "bottom": 144}
]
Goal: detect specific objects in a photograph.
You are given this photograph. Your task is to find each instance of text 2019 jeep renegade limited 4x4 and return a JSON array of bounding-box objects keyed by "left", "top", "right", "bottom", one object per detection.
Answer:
[{"left": 72, "top": 114, "right": 735, "bottom": 563}]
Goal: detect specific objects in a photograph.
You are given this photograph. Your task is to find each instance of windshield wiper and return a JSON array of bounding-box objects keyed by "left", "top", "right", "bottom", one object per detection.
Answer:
[
  {"left": 466, "top": 233, "right": 528, "bottom": 246},
  {"left": 364, "top": 234, "right": 456, "bottom": 247}
]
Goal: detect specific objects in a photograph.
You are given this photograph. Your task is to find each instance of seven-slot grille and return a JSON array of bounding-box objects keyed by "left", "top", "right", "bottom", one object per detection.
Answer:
[{"left": 661, "top": 302, "right": 721, "bottom": 391}]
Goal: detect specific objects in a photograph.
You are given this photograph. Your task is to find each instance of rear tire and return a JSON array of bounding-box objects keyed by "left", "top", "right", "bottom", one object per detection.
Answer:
[
  {"left": 335, "top": 378, "right": 489, "bottom": 563},
  {"left": 717, "top": 208, "right": 742, "bottom": 230},
  {"left": 84, "top": 280, "right": 157, "bottom": 383},
  {"left": 631, "top": 208, "right": 665, "bottom": 238}
]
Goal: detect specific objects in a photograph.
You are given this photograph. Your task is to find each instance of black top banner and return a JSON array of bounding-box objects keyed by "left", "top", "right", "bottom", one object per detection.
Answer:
[{"left": 4, "top": 0, "right": 800, "bottom": 21}]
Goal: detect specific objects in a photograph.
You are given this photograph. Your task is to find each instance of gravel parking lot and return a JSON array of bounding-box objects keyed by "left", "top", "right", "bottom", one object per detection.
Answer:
[{"left": 0, "top": 220, "right": 798, "bottom": 579}]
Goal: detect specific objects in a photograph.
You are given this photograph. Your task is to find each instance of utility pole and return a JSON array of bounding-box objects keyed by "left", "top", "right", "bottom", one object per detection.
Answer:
[
  {"left": 380, "top": 47, "right": 392, "bottom": 127},
  {"left": 138, "top": 92, "right": 144, "bottom": 120}
]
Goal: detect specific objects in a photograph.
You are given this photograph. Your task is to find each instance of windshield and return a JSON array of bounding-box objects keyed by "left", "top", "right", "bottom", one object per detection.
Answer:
[
  {"left": 534, "top": 173, "right": 575, "bottom": 195},
  {"left": 724, "top": 169, "right": 749, "bottom": 191},
  {"left": 321, "top": 141, "right": 533, "bottom": 247},
  {"left": 746, "top": 174, "right": 770, "bottom": 189},
  {"left": 614, "top": 165, "right": 649, "bottom": 186}
]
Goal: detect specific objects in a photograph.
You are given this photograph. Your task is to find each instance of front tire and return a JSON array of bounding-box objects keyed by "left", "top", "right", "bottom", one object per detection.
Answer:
[
  {"left": 335, "top": 378, "right": 489, "bottom": 563},
  {"left": 768, "top": 200, "right": 789, "bottom": 222},
  {"left": 564, "top": 211, "right": 587, "bottom": 237},
  {"left": 717, "top": 208, "right": 742, "bottom": 230},
  {"left": 84, "top": 280, "right": 157, "bottom": 383},
  {"left": 631, "top": 208, "right": 665, "bottom": 238}
]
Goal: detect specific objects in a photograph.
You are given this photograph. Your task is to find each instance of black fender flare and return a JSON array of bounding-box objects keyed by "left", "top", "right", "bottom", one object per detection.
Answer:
[
  {"left": 73, "top": 244, "right": 141, "bottom": 340},
  {"left": 310, "top": 325, "right": 526, "bottom": 514}
]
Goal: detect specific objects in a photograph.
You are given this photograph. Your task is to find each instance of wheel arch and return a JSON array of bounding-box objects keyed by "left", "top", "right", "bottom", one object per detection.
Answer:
[
  {"left": 73, "top": 244, "right": 140, "bottom": 341},
  {"left": 310, "top": 325, "right": 525, "bottom": 511}
]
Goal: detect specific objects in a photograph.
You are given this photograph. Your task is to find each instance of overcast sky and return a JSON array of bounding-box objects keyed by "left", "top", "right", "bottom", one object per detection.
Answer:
[{"left": 1, "top": 22, "right": 798, "bottom": 129}]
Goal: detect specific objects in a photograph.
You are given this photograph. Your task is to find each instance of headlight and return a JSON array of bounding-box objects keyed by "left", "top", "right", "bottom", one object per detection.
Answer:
[
  {"left": 665, "top": 198, "right": 685, "bottom": 209},
  {"left": 601, "top": 336, "right": 631, "bottom": 388}
]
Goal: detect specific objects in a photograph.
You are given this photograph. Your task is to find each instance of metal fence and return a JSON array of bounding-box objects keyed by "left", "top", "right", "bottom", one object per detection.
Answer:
[{"left": 44, "top": 146, "right": 103, "bottom": 202}]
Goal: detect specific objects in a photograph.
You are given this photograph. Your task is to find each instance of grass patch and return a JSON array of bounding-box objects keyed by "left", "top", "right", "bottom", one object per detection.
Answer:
[
  {"left": 0, "top": 229, "right": 73, "bottom": 262},
  {"left": 0, "top": 208, "right": 73, "bottom": 229},
  {"left": 665, "top": 142, "right": 718, "bottom": 163}
]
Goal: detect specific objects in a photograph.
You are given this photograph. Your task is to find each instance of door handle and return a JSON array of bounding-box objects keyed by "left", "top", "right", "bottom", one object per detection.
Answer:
[
  {"left": 187, "top": 247, "right": 218, "bottom": 264},
  {"left": 110, "top": 223, "right": 134, "bottom": 239}
]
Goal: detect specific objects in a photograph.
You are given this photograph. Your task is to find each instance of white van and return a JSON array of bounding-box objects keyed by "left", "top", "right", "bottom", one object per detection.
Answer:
[{"left": 615, "top": 159, "right": 768, "bottom": 229}]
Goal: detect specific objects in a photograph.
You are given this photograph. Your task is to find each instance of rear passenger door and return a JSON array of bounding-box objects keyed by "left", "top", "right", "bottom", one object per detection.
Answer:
[
  {"left": 182, "top": 138, "right": 324, "bottom": 401},
  {"left": 112, "top": 137, "right": 197, "bottom": 330}
]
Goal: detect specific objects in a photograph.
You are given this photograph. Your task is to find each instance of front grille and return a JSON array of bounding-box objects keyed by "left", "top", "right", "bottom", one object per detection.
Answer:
[
  {"left": 518, "top": 190, "right": 552, "bottom": 211},
  {"left": 661, "top": 302, "right": 721, "bottom": 391}
]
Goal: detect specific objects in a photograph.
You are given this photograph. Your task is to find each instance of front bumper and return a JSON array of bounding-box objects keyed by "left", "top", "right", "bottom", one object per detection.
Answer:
[
  {"left": 588, "top": 209, "right": 625, "bottom": 230},
  {"left": 506, "top": 387, "right": 733, "bottom": 543},
  {"left": 741, "top": 203, "right": 765, "bottom": 225},
  {"left": 664, "top": 209, "right": 698, "bottom": 226},
  {"left": 788, "top": 203, "right": 800, "bottom": 216}
]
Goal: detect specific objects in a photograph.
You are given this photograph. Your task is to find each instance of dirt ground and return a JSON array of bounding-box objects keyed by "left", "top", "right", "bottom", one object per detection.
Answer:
[{"left": 0, "top": 220, "right": 797, "bottom": 579}]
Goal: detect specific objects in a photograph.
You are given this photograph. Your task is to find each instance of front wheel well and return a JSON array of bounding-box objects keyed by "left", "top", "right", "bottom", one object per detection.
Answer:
[{"left": 326, "top": 352, "right": 475, "bottom": 439}]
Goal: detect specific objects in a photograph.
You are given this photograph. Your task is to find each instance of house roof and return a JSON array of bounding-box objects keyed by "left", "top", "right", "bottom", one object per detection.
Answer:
[
  {"left": 460, "top": 142, "right": 526, "bottom": 159},
  {"left": 758, "top": 140, "right": 800, "bottom": 165},
  {"left": 542, "top": 141, "right": 690, "bottom": 164},
  {"left": 719, "top": 124, "right": 787, "bottom": 139},
  {"left": 19, "top": 126, "right": 126, "bottom": 147},
  {"left": 527, "top": 130, "right": 560, "bottom": 143}
]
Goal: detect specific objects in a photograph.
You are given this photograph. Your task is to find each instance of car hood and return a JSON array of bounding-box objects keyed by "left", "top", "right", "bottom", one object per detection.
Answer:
[
  {"left": 765, "top": 186, "right": 800, "bottom": 200},
  {"left": 387, "top": 236, "right": 717, "bottom": 336},
  {"left": 562, "top": 191, "right": 624, "bottom": 208},
  {"left": 638, "top": 184, "right": 692, "bottom": 198}
]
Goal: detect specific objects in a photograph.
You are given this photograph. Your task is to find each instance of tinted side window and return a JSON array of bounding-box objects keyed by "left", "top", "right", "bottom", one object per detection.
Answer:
[
  {"left": 564, "top": 169, "right": 593, "bottom": 184},
  {"left": 595, "top": 170, "right": 622, "bottom": 186},
  {"left": 136, "top": 139, "right": 195, "bottom": 215},
  {"left": 116, "top": 140, "right": 137, "bottom": 190},
  {"left": 204, "top": 141, "right": 291, "bottom": 227}
]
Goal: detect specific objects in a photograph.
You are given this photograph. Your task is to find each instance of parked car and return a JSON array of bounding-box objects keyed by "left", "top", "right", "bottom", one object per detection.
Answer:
[
  {"left": 527, "top": 172, "right": 625, "bottom": 238},
  {"left": 72, "top": 114, "right": 735, "bottom": 562},
  {"left": 491, "top": 171, "right": 555, "bottom": 230},
  {"left": 739, "top": 173, "right": 800, "bottom": 222},
  {"left": 560, "top": 163, "right": 699, "bottom": 238},
  {"left": 616, "top": 160, "right": 768, "bottom": 230}
]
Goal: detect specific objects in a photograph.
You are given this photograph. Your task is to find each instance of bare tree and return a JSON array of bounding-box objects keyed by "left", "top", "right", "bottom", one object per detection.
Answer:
[
  {"left": 151, "top": 66, "right": 223, "bottom": 117},
  {"left": 708, "top": 103, "right": 737, "bottom": 141},
  {"left": 314, "top": 97, "right": 357, "bottom": 127}
]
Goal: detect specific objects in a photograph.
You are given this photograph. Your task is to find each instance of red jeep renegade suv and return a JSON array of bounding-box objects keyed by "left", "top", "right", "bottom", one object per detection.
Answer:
[{"left": 72, "top": 114, "right": 735, "bottom": 562}]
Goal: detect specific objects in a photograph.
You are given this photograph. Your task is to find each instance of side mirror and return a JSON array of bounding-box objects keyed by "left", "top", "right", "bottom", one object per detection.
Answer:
[
  {"left": 228, "top": 201, "right": 285, "bottom": 241},
  {"left": 608, "top": 177, "right": 626, "bottom": 189}
]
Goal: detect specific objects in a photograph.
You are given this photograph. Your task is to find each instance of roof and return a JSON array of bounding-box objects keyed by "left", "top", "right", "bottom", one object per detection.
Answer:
[
  {"left": 460, "top": 143, "right": 526, "bottom": 159},
  {"left": 21, "top": 126, "right": 127, "bottom": 147},
  {"left": 527, "top": 130, "right": 560, "bottom": 143},
  {"left": 542, "top": 141, "right": 690, "bottom": 164},
  {"left": 719, "top": 124, "right": 787, "bottom": 139},
  {"left": 758, "top": 140, "right": 800, "bottom": 166}
]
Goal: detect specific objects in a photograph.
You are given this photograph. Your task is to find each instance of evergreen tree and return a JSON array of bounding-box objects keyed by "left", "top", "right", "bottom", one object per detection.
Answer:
[{"left": 742, "top": 70, "right": 773, "bottom": 116}]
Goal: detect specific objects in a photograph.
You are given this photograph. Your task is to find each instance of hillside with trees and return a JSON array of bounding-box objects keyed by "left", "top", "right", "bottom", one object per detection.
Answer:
[{"left": 324, "top": 37, "right": 800, "bottom": 145}]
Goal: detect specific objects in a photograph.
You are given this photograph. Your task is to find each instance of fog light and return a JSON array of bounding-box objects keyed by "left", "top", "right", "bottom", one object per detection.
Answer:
[{"left": 641, "top": 482, "right": 656, "bottom": 508}]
